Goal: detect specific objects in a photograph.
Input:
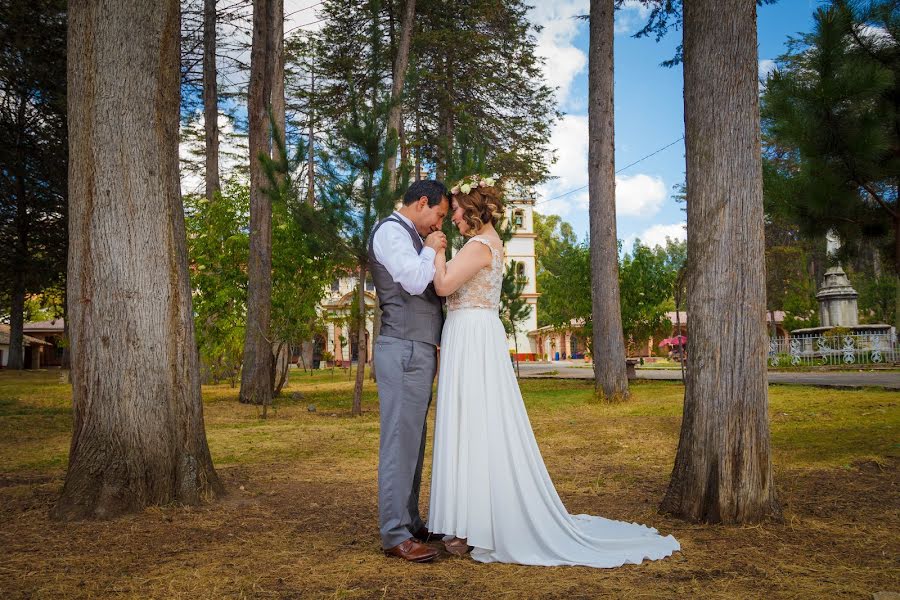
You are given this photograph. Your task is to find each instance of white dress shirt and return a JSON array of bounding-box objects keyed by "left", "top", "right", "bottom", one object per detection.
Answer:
[{"left": 372, "top": 212, "right": 437, "bottom": 296}]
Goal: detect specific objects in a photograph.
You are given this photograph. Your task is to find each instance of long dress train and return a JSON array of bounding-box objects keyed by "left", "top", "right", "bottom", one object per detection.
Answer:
[{"left": 428, "top": 235, "right": 680, "bottom": 568}]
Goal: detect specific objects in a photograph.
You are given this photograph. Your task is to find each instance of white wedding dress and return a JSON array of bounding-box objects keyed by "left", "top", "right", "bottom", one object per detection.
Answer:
[{"left": 428, "top": 235, "right": 680, "bottom": 568}]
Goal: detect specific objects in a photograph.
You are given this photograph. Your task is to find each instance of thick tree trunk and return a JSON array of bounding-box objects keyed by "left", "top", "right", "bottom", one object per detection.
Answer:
[
  {"left": 587, "top": 0, "right": 628, "bottom": 401},
  {"left": 53, "top": 0, "right": 223, "bottom": 521},
  {"left": 352, "top": 268, "right": 367, "bottom": 416},
  {"left": 385, "top": 0, "right": 415, "bottom": 189},
  {"left": 240, "top": 0, "right": 274, "bottom": 406},
  {"left": 203, "top": 0, "right": 219, "bottom": 201},
  {"left": 660, "top": 0, "right": 780, "bottom": 524}
]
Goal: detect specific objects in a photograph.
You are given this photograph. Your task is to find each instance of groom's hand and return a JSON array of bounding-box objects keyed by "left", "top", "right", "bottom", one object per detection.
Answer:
[{"left": 424, "top": 231, "right": 446, "bottom": 251}]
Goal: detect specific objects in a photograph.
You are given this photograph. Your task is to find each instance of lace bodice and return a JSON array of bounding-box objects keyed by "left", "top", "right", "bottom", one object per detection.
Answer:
[{"left": 446, "top": 236, "right": 504, "bottom": 311}]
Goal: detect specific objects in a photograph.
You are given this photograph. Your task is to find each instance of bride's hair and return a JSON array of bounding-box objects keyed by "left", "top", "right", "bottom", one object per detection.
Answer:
[{"left": 453, "top": 184, "right": 504, "bottom": 236}]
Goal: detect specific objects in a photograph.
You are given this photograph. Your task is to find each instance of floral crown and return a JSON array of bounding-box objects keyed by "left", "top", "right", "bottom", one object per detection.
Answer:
[{"left": 450, "top": 174, "right": 499, "bottom": 196}]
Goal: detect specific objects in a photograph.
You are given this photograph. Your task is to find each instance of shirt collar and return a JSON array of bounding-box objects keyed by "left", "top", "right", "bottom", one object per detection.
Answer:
[{"left": 392, "top": 211, "right": 415, "bottom": 230}]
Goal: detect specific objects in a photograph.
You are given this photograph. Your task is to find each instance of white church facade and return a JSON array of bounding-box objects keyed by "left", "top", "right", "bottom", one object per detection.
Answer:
[{"left": 316, "top": 195, "right": 541, "bottom": 366}]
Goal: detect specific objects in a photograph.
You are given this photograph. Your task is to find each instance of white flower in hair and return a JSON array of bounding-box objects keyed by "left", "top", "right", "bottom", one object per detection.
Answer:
[{"left": 460, "top": 183, "right": 472, "bottom": 194}]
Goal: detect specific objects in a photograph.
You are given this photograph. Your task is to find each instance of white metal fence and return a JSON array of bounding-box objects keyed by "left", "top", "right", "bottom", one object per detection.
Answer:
[{"left": 768, "top": 332, "right": 899, "bottom": 367}]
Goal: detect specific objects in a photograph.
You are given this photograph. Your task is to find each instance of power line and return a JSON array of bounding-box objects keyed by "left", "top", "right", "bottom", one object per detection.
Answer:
[
  {"left": 284, "top": 17, "right": 326, "bottom": 35},
  {"left": 284, "top": 1, "right": 323, "bottom": 20},
  {"left": 534, "top": 135, "right": 685, "bottom": 206}
]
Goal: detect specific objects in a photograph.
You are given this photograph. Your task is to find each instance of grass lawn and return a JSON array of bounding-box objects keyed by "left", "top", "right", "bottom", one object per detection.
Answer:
[{"left": 0, "top": 368, "right": 897, "bottom": 599}]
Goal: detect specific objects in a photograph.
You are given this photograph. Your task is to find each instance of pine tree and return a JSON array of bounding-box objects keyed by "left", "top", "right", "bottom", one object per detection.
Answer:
[
  {"left": 762, "top": 1, "right": 900, "bottom": 327},
  {"left": 660, "top": 0, "right": 780, "bottom": 524},
  {"left": 56, "top": 0, "right": 222, "bottom": 520},
  {"left": 319, "top": 0, "right": 407, "bottom": 415},
  {"left": 0, "top": 0, "right": 67, "bottom": 370},
  {"left": 588, "top": 0, "right": 629, "bottom": 401}
]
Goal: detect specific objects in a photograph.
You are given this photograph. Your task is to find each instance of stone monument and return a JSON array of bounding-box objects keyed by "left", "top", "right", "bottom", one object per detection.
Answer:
[{"left": 816, "top": 231, "right": 859, "bottom": 327}]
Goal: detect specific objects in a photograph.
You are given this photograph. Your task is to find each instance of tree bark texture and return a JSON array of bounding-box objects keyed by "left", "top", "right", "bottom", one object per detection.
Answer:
[
  {"left": 240, "top": 0, "right": 274, "bottom": 406},
  {"left": 203, "top": 0, "right": 219, "bottom": 201},
  {"left": 54, "top": 0, "right": 223, "bottom": 520},
  {"left": 352, "top": 267, "right": 367, "bottom": 416},
  {"left": 385, "top": 0, "right": 415, "bottom": 189},
  {"left": 270, "top": 0, "right": 286, "bottom": 171},
  {"left": 306, "top": 69, "right": 315, "bottom": 205},
  {"left": 587, "top": 0, "right": 628, "bottom": 401},
  {"left": 7, "top": 273, "right": 25, "bottom": 369},
  {"left": 660, "top": 0, "right": 780, "bottom": 524}
]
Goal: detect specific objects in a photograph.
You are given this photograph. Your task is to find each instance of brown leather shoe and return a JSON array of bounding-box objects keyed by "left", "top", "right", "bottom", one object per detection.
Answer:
[
  {"left": 384, "top": 538, "right": 439, "bottom": 563},
  {"left": 444, "top": 537, "right": 472, "bottom": 556}
]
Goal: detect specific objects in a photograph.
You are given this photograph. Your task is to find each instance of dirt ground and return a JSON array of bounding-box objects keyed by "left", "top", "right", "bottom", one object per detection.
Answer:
[{"left": 0, "top": 371, "right": 897, "bottom": 599}]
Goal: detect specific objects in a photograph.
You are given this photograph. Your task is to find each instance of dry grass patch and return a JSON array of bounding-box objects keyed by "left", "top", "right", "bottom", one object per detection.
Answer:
[{"left": 0, "top": 369, "right": 897, "bottom": 599}]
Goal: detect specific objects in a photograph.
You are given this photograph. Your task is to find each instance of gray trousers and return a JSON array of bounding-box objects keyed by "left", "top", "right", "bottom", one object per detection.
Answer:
[{"left": 374, "top": 335, "right": 437, "bottom": 549}]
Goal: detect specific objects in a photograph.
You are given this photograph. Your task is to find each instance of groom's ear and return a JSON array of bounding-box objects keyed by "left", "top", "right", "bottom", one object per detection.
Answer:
[{"left": 416, "top": 196, "right": 429, "bottom": 210}]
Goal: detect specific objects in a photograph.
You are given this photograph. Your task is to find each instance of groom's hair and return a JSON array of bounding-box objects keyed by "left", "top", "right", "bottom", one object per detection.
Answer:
[{"left": 402, "top": 180, "right": 448, "bottom": 207}]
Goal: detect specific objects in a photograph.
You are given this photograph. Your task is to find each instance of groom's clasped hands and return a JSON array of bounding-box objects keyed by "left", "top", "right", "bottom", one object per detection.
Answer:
[{"left": 424, "top": 230, "right": 447, "bottom": 252}]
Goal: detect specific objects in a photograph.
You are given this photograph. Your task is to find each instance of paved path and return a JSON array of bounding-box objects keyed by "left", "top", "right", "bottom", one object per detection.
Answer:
[{"left": 515, "top": 362, "right": 900, "bottom": 390}]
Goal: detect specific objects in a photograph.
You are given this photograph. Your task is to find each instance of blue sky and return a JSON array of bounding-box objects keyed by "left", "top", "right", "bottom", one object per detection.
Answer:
[{"left": 527, "top": 0, "right": 821, "bottom": 249}]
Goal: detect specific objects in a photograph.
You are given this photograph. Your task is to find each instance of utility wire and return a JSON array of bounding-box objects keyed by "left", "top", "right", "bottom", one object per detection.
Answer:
[{"left": 534, "top": 135, "right": 685, "bottom": 206}]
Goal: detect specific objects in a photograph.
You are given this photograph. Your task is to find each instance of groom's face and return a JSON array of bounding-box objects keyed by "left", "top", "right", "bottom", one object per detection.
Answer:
[{"left": 414, "top": 196, "right": 449, "bottom": 236}]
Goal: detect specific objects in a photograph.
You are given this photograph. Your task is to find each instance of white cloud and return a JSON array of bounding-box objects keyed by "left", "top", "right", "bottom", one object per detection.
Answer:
[
  {"left": 614, "top": 0, "right": 652, "bottom": 36},
  {"left": 615, "top": 173, "right": 666, "bottom": 217},
  {"left": 758, "top": 58, "right": 776, "bottom": 80},
  {"left": 758, "top": 58, "right": 776, "bottom": 90},
  {"left": 536, "top": 115, "right": 667, "bottom": 219},
  {"left": 631, "top": 222, "right": 686, "bottom": 250},
  {"left": 528, "top": 1, "right": 588, "bottom": 109}
]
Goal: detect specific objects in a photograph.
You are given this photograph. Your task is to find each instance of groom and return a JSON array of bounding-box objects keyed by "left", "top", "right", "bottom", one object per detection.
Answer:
[{"left": 368, "top": 180, "right": 449, "bottom": 563}]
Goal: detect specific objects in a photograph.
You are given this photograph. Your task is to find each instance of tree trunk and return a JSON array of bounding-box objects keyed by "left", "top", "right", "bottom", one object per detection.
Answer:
[
  {"left": 53, "top": 0, "right": 223, "bottom": 521},
  {"left": 352, "top": 268, "right": 367, "bottom": 416},
  {"left": 894, "top": 213, "right": 900, "bottom": 329},
  {"left": 271, "top": 0, "right": 286, "bottom": 171},
  {"left": 272, "top": 340, "right": 289, "bottom": 396},
  {"left": 7, "top": 273, "right": 25, "bottom": 370},
  {"left": 306, "top": 69, "right": 316, "bottom": 205},
  {"left": 660, "top": 0, "right": 780, "bottom": 524},
  {"left": 203, "top": 0, "right": 220, "bottom": 201},
  {"left": 385, "top": 0, "right": 415, "bottom": 189},
  {"left": 587, "top": 0, "right": 628, "bottom": 401},
  {"left": 240, "top": 0, "right": 274, "bottom": 407}
]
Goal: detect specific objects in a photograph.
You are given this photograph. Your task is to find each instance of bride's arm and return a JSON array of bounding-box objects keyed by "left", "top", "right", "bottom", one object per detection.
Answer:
[{"left": 433, "top": 241, "right": 492, "bottom": 296}]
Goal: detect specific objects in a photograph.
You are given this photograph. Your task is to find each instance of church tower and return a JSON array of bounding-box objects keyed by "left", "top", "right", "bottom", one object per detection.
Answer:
[{"left": 504, "top": 195, "right": 539, "bottom": 358}]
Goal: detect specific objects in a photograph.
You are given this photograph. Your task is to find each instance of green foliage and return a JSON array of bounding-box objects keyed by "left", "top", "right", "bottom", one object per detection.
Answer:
[
  {"left": 766, "top": 243, "right": 818, "bottom": 330},
  {"left": 406, "top": 0, "right": 559, "bottom": 185},
  {"left": 537, "top": 234, "right": 592, "bottom": 331},
  {"left": 761, "top": 1, "right": 899, "bottom": 276},
  {"left": 856, "top": 271, "right": 898, "bottom": 324},
  {"left": 318, "top": 0, "right": 408, "bottom": 269},
  {"left": 535, "top": 212, "right": 686, "bottom": 350},
  {"left": 619, "top": 239, "right": 685, "bottom": 347},
  {"left": 185, "top": 181, "right": 250, "bottom": 384},
  {"left": 534, "top": 213, "right": 584, "bottom": 329},
  {"left": 0, "top": 0, "right": 67, "bottom": 320},
  {"left": 500, "top": 260, "right": 532, "bottom": 338},
  {"left": 308, "top": 0, "right": 557, "bottom": 187}
]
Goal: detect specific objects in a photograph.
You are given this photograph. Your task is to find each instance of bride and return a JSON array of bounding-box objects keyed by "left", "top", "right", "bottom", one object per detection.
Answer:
[{"left": 427, "top": 175, "right": 680, "bottom": 568}]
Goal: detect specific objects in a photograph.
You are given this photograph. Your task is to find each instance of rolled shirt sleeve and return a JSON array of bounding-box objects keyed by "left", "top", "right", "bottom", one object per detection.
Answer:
[{"left": 372, "top": 221, "right": 437, "bottom": 295}]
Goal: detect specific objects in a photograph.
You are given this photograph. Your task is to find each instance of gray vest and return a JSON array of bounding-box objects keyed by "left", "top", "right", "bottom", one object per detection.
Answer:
[{"left": 368, "top": 214, "right": 444, "bottom": 346}]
